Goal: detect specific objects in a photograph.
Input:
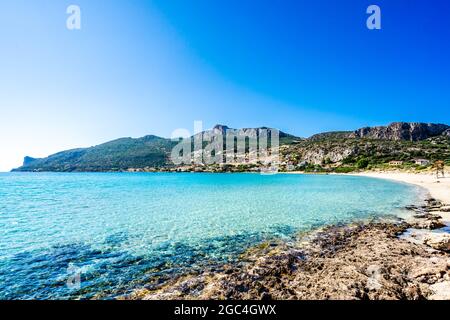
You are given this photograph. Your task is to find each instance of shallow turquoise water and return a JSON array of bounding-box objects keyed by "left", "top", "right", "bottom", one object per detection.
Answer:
[{"left": 0, "top": 172, "right": 422, "bottom": 299}]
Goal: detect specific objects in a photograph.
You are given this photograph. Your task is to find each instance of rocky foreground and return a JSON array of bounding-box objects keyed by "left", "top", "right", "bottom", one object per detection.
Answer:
[{"left": 126, "top": 199, "right": 450, "bottom": 300}]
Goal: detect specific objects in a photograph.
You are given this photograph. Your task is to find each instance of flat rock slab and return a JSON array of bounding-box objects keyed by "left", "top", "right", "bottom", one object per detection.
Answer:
[{"left": 423, "top": 233, "right": 450, "bottom": 252}]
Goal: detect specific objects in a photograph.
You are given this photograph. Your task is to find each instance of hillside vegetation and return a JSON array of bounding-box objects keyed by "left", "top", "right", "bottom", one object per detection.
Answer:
[
  {"left": 280, "top": 133, "right": 450, "bottom": 173},
  {"left": 15, "top": 135, "right": 177, "bottom": 172}
]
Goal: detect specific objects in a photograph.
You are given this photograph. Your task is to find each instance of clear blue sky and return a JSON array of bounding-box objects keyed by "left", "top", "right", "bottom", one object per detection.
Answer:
[{"left": 0, "top": 0, "right": 449, "bottom": 171}]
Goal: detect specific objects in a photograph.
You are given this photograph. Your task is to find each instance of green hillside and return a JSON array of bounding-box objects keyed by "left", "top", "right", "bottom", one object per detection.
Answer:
[{"left": 14, "top": 135, "right": 177, "bottom": 172}]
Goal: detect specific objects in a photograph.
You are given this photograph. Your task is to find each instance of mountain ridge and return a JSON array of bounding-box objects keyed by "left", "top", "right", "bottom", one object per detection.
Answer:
[{"left": 13, "top": 122, "right": 450, "bottom": 172}]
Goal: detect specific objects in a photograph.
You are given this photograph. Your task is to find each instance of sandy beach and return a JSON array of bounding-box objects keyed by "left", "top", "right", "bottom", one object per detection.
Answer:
[
  {"left": 354, "top": 171, "right": 450, "bottom": 223},
  {"left": 354, "top": 171, "right": 450, "bottom": 204}
]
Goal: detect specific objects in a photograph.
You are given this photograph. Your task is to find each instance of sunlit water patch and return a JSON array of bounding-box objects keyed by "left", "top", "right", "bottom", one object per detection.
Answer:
[{"left": 0, "top": 172, "right": 423, "bottom": 299}]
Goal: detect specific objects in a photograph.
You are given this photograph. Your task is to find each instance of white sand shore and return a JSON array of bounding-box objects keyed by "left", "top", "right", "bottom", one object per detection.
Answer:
[
  {"left": 354, "top": 171, "right": 450, "bottom": 230},
  {"left": 354, "top": 171, "right": 450, "bottom": 205}
]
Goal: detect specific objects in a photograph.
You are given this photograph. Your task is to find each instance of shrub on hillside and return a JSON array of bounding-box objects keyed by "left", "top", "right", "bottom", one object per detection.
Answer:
[{"left": 356, "top": 158, "right": 369, "bottom": 169}]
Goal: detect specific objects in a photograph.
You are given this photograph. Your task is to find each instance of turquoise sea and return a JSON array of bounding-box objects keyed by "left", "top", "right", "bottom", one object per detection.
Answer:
[{"left": 0, "top": 172, "right": 423, "bottom": 299}]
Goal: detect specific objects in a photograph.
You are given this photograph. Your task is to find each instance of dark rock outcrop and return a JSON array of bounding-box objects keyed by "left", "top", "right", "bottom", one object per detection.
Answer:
[
  {"left": 212, "top": 124, "right": 230, "bottom": 132},
  {"left": 351, "top": 122, "right": 450, "bottom": 141}
]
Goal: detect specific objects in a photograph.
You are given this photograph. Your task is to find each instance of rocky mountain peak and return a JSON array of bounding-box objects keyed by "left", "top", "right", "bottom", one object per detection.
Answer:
[
  {"left": 351, "top": 122, "right": 450, "bottom": 141},
  {"left": 212, "top": 124, "right": 230, "bottom": 132}
]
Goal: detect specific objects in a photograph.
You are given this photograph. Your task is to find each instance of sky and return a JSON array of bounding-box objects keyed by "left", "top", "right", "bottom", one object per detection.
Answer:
[{"left": 0, "top": 0, "right": 449, "bottom": 171}]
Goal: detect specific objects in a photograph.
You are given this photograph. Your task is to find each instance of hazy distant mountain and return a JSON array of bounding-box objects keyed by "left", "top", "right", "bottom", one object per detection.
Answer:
[{"left": 12, "top": 122, "right": 450, "bottom": 172}]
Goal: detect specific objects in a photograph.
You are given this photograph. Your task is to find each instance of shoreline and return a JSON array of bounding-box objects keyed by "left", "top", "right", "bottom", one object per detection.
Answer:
[
  {"left": 126, "top": 171, "right": 450, "bottom": 300},
  {"left": 352, "top": 171, "right": 450, "bottom": 205},
  {"left": 352, "top": 171, "right": 450, "bottom": 224}
]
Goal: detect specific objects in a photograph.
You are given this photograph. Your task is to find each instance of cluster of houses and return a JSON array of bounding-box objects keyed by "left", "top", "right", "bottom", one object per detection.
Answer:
[{"left": 388, "top": 159, "right": 430, "bottom": 166}]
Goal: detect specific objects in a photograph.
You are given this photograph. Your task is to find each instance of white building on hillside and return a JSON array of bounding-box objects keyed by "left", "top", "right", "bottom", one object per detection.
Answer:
[{"left": 414, "top": 159, "right": 430, "bottom": 166}]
